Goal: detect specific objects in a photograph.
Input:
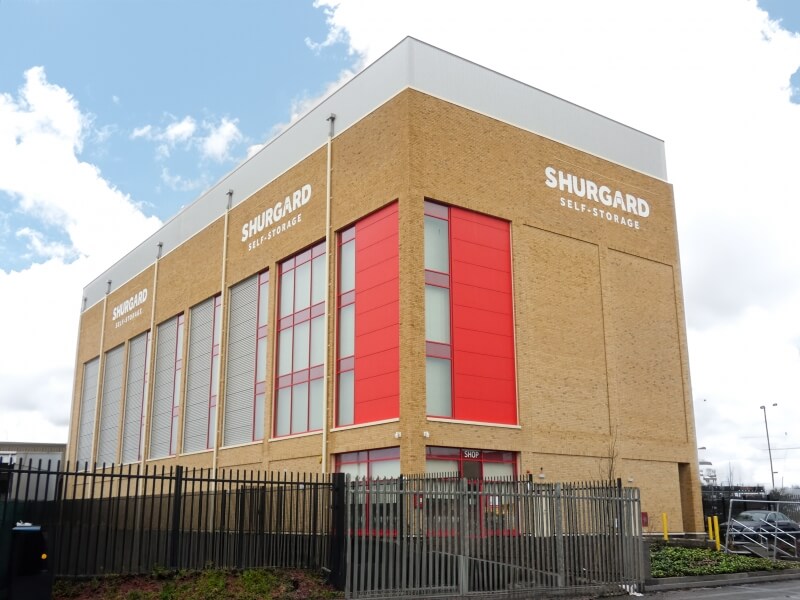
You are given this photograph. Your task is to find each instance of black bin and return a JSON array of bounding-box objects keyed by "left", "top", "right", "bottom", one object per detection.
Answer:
[{"left": 8, "top": 525, "right": 52, "bottom": 600}]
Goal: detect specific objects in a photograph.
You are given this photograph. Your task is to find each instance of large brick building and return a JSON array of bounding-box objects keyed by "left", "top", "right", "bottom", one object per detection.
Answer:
[{"left": 67, "top": 38, "right": 703, "bottom": 534}]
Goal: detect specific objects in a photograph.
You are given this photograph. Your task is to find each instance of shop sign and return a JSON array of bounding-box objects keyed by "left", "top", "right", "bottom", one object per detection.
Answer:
[
  {"left": 241, "top": 184, "right": 312, "bottom": 251},
  {"left": 544, "top": 166, "right": 651, "bottom": 231},
  {"left": 112, "top": 287, "right": 148, "bottom": 328}
]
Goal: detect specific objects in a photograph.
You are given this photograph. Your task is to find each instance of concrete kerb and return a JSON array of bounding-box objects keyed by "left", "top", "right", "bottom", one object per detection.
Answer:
[{"left": 643, "top": 568, "right": 800, "bottom": 593}]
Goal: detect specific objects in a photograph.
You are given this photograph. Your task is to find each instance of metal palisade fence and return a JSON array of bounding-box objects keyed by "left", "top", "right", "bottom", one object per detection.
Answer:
[
  {"left": 0, "top": 458, "right": 643, "bottom": 598},
  {"left": 344, "top": 476, "right": 644, "bottom": 598},
  {"left": 0, "top": 458, "right": 335, "bottom": 581}
]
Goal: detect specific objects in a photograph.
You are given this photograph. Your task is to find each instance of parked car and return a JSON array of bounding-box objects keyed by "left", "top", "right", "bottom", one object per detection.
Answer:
[{"left": 722, "top": 510, "right": 800, "bottom": 543}]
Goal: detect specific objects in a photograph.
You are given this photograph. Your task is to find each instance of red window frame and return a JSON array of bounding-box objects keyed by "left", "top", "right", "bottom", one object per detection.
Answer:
[
  {"left": 168, "top": 314, "right": 185, "bottom": 456},
  {"left": 205, "top": 295, "right": 222, "bottom": 448},
  {"left": 336, "top": 226, "right": 355, "bottom": 426},
  {"left": 274, "top": 242, "right": 326, "bottom": 437},
  {"left": 424, "top": 202, "right": 453, "bottom": 417},
  {"left": 136, "top": 331, "right": 152, "bottom": 462},
  {"left": 252, "top": 272, "right": 269, "bottom": 441},
  {"left": 337, "top": 447, "right": 400, "bottom": 536},
  {"left": 425, "top": 446, "right": 518, "bottom": 537}
]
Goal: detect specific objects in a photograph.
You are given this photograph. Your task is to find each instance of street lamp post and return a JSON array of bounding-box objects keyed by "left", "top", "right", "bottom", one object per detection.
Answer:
[{"left": 760, "top": 403, "right": 777, "bottom": 490}]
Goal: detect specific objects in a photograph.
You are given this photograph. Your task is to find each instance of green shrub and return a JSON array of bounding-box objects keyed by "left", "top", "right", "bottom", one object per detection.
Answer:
[{"left": 650, "top": 543, "right": 796, "bottom": 578}]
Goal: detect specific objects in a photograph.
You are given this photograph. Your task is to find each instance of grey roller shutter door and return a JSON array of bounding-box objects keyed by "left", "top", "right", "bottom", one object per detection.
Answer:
[
  {"left": 122, "top": 332, "right": 148, "bottom": 464},
  {"left": 76, "top": 357, "right": 100, "bottom": 466},
  {"left": 183, "top": 298, "right": 214, "bottom": 453},
  {"left": 224, "top": 276, "right": 257, "bottom": 446},
  {"left": 150, "top": 317, "right": 178, "bottom": 459},
  {"left": 96, "top": 345, "right": 125, "bottom": 465}
]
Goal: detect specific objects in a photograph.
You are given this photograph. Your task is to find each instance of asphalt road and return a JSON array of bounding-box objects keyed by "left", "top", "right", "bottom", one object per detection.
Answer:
[{"left": 647, "top": 579, "right": 800, "bottom": 599}]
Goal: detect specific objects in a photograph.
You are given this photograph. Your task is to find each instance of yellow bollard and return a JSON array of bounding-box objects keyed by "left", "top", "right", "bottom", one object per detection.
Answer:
[
  {"left": 707, "top": 516, "right": 713, "bottom": 540},
  {"left": 713, "top": 516, "right": 721, "bottom": 551},
  {"left": 662, "top": 512, "right": 669, "bottom": 541}
]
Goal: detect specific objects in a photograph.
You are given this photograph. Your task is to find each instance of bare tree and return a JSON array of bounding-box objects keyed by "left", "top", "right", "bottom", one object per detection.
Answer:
[{"left": 598, "top": 425, "right": 620, "bottom": 482}]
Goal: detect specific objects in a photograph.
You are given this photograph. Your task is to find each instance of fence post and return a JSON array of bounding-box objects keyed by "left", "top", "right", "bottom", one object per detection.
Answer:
[
  {"left": 328, "top": 472, "right": 346, "bottom": 590},
  {"left": 458, "top": 477, "right": 469, "bottom": 596},
  {"left": 169, "top": 465, "right": 183, "bottom": 570},
  {"left": 554, "top": 483, "right": 565, "bottom": 587}
]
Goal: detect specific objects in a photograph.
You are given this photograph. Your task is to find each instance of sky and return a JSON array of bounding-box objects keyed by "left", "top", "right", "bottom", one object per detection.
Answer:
[{"left": 1, "top": 0, "right": 799, "bottom": 490}]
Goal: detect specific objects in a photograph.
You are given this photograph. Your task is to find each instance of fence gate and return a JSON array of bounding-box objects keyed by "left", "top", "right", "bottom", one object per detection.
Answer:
[{"left": 344, "top": 477, "right": 644, "bottom": 599}]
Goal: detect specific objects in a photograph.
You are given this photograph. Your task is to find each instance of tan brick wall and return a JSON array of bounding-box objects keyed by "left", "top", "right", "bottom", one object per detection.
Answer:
[
  {"left": 70, "top": 88, "right": 703, "bottom": 532},
  {"left": 155, "top": 218, "right": 224, "bottom": 325}
]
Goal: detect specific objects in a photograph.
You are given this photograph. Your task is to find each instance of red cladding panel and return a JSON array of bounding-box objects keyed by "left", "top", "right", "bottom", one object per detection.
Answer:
[
  {"left": 354, "top": 204, "right": 399, "bottom": 423},
  {"left": 450, "top": 208, "right": 516, "bottom": 425}
]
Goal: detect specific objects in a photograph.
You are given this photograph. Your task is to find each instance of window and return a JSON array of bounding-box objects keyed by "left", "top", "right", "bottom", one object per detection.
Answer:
[
  {"left": 336, "top": 204, "right": 400, "bottom": 427},
  {"left": 337, "top": 227, "right": 355, "bottom": 426},
  {"left": 121, "top": 331, "right": 151, "bottom": 463},
  {"left": 183, "top": 296, "right": 222, "bottom": 453},
  {"left": 425, "top": 446, "right": 516, "bottom": 479},
  {"left": 149, "top": 314, "right": 184, "bottom": 459},
  {"left": 76, "top": 357, "right": 100, "bottom": 466},
  {"left": 426, "top": 447, "right": 517, "bottom": 536},
  {"left": 96, "top": 344, "right": 125, "bottom": 465},
  {"left": 423, "top": 201, "right": 517, "bottom": 424},
  {"left": 337, "top": 447, "right": 401, "bottom": 534},
  {"left": 274, "top": 243, "right": 325, "bottom": 437},
  {"left": 424, "top": 202, "right": 452, "bottom": 417},
  {"left": 224, "top": 272, "right": 269, "bottom": 446},
  {"left": 336, "top": 447, "right": 401, "bottom": 479}
]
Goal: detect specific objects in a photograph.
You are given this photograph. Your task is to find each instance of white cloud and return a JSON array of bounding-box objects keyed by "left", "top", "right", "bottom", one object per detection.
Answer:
[
  {"left": 15, "top": 227, "right": 75, "bottom": 261},
  {"left": 160, "top": 167, "right": 208, "bottom": 192},
  {"left": 163, "top": 116, "right": 197, "bottom": 144},
  {"left": 0, "top": 66, "right": 161, "bottom": 443},
  {"left": 131, "top": 124, "right": 152, "bottom": 139},
  {"left": 314, "top": 0, "right": 800, "bottom": 487},
  {"left": 305, "top": 0, "right": 348, "bottom": 53},
  {"left": 132, "top": 115, "right": 243, "bottom": 165},
  {"left": 200, "top": 117, "right": 242, "bottom": 162},
  {"left": 246, "top": 143, "right": 265, "bottom": 159}
]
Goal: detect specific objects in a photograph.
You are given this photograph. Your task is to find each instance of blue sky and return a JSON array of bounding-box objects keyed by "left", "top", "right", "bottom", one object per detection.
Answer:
[
  {"left": 1, "top": 0, "right": 800, "bottom": 489},
  {"left": 0, "top": 0, "right": 353, "bottom": 271}
]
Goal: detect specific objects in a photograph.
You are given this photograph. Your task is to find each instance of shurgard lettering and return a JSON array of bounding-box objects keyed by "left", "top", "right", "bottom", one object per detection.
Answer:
[
  {"left": 112, "top": 288, "right": 148, "bottom": 321},
  {"left": 544, "top": 166, "right": 650, "bottom": 218},
  {"left": 241, "top": 184, "right": 312, "bottom": 243}
]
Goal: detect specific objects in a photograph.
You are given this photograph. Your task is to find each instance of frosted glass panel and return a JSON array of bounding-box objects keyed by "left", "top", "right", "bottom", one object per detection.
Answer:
[
  {"left": 339, "top": 304, "right": 355, "bottom": 357},
  {"left": 309, "top": 378, "right": 323, "bottom": 430},
  {"left": 278, "top": 329, "right": 293, "bottom": 375},
  {"left": 254, "top": 393, "right": 264, "bottom": 440},
  {"left": 294, "top": 261, "right": 311, "bottom": 311},
  {"left": 311, "top": 255, "right": 326, "bottom": 305},
  {"left": 276, "top": 388, "right": 291, "bottom": 436},
  {"left": 426, "top": 459, "right": 459, "bottom": 475},
  {"left": 426, "top": 357, "right": 452, "bottom": 417},
  {"left": 293, "top": 321, "right": 310, "bottom": 371},
  {"left": 291, "top": 382, "right": 309, "bottom": 433},
  {"left": 425, "top": 285, "right": 450, "bottom": 343},
  {"left": 371, "top": 459, "right": 401, "bottom": 478},
  {"left": 339, "top": 462, "right": 367, "bottom": 478},
  {"left": 424, "top": 215, "right": 449, "bottom": 273},
  {"left": 340, "top": 241, "right": 355, "bottom": 292},
  {"left": 484, "top": 461, "right": 514, "bottom": 478},
  {"left": 280, "top": 271, "right": 294, "bottom": 317},
  {"left": 338, "top": 371, "right": 354, "bottom": 426},
  {"left": 257, "top": 282, "right": 269, "bottom": 327},
  {"left": 310, "top": 316, "right": 324, "bottom": 366},
  {"left": 256, "top": 337, "right": 267, "bottom": 381}
]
